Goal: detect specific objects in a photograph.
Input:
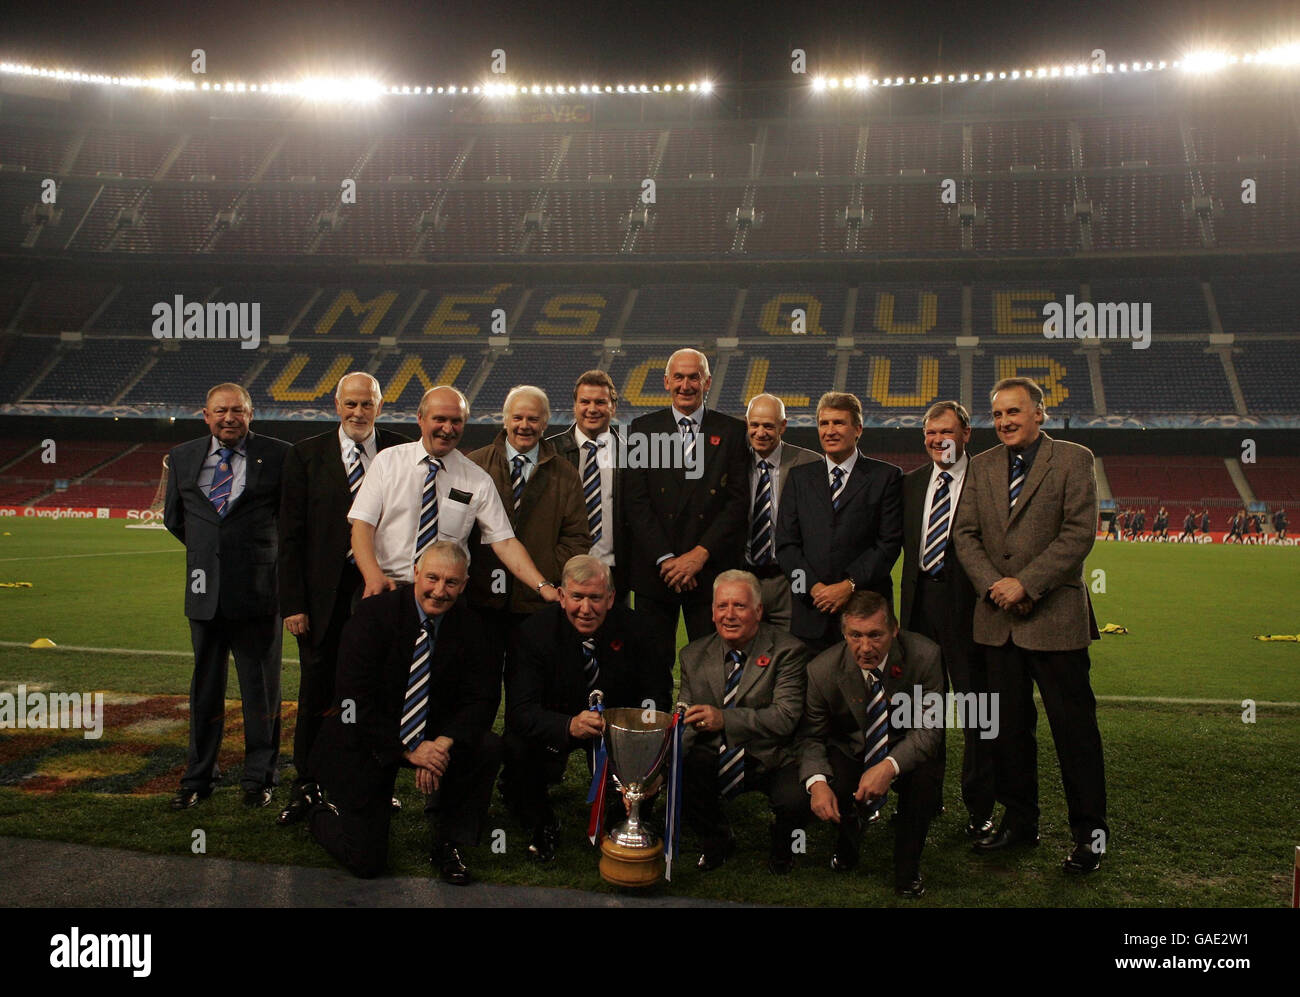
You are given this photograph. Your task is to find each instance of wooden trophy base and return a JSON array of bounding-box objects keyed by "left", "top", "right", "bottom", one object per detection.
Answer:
[{"left": 599, "top": 836, "right": 665, "bottom": 888}]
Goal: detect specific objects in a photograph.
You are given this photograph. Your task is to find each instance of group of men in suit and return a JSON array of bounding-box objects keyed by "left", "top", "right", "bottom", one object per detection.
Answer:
[{"left": 162, "top": 354, "right": 1108, "bottom": 892}]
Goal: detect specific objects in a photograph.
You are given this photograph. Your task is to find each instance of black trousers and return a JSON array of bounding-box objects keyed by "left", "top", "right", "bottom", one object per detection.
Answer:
[
  {"left": 183, "top": 612, "right": 282, "bottom": 792},
  {"left": 985, "top": 639, "right": 1108, "bottom": 845},
  {"left": 633, "top": 592, "right": 713, "bottom": 681},
  {"left": 793, "top": 744, "right": 942, "bottom": 886},
  {"left": 310, "top": 730, "right": 502, "bottom": 878},
  {"left": 500, "top": 730, "right": 630, "bottom": 834},
  {"left": 909, "top": 575, "right": 995, "bottom": 823},
  {"left": 683, "top": 744, "right": 806, "bottom": 855},
  {"left": 291, "top": 568, "right": 361, "bottom": 788}
]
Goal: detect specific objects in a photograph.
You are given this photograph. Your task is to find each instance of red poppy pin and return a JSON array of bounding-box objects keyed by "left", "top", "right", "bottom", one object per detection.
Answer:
[
  {"left": 756, "top": 655, "right": 771, "bottom": 668},
  {"left": 890, "top": 663, "right": 903, "bottom": 679},
  {"left": 609, "top": 639, "right": 623, "bottom": 652},
  {"left": 710, "top": 435, "right": 721, "bottom": 446}
]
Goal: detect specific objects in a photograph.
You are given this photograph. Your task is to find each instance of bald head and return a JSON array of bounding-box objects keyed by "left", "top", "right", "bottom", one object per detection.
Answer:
[
  {"left": 417, "top": 386, "right": 469, "bottom": 458},
  {"left": 746, "top": 393, "right": 788, "bottom": 458},
  {"left": 335, "top": 372, "right": 383, "bottom": 443},
  {"left": 663, "top": 349, "right": 712, "bottom": 416}
]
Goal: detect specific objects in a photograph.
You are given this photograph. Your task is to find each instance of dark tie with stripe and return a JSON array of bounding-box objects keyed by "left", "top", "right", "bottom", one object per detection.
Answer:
[
  {"left": 921, "top": 470, "right": 952, "bottom": 576},
  {"left": 1009, "top": 453, "right": 1026, "bottom": 510},
  {"left": 750, "top": 459, "right": 774, "bottom": 565},
  {"left": 582, "top": 636, "right": 599, "bottom": 691},
  {"left": 345, "top": 443, "right": 365, "bottom": 564},
  {"left": 510, "top": 454, "right": 526, "bottom": 512},
  {"left": 208, "top": 446, "right": 235, "bottom": 516},
  {"left": 415, "top": 457, "right": 442, "bottom": 561},
  {"left": 400, "top": 618, "right": 436, "bottom": 750},
  {"left": 679, "top": 417, "right": 696, "bottom": 464},
  {"left": 582, "top": 441, "right": 603, "bottom": 546},
  {"left": 862, "top": 666, "right": 890, "bottom": 816},
  {"left": 718, "top": 649, "right": 746, "bottom": 799},
  {"left": 830, "top": 465, "right": 845, "bottom": 512}
]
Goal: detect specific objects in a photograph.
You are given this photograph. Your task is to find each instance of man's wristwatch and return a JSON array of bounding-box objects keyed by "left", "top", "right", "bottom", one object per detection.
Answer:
[
  {"left": 847, "top": 578, "right": 856, "bottom": 592},
  {"left": 536, "top": 581, "right": 555, "bottom": 593}
]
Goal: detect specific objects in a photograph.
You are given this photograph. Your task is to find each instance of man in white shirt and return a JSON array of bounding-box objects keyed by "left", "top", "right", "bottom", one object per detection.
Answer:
[
  {"left": 349, "top": 385, "right": 559, "bottom": 604},
  {"left": 744, "top": 393, "right": 820, "bottom": 630},
  {"left": 898, "top": 400, "right": 993, "bottom": 839}
]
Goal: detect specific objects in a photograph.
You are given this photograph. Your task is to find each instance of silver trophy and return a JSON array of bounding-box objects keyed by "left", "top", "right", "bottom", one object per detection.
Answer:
[{"left": 599, "top": 706, "right": 674, "bottom": 886}]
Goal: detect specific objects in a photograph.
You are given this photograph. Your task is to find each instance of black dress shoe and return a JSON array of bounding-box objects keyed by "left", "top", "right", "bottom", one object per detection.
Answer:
[
  {"left": 895, "top": 877, "right": 926, "bottom": 898},
  {"left": 696, "top": 837, "right": 736, "bottom": 872},
  {"left": 1062, "top": 842, "right": 1102, "bottom": 874},
  {"left": 276, "top": 784, "right": 316, "bottom": 826},
  {"left": 436, "top": 843, "right": 473, "bottom": 886},
  {"left": 242, "top": 787, "right": 273, "bottom": 808},
  {"left": 965, "top": 816, "right": 995, "bottom": 839},
  {"left": 527, "top": 823, "right": 559, "bottom": 863},
  {"left": 391, "top": 796, "right": 402, "bottom": 811},
  {"left": 830, "top": 852, "right": 859, "bottom": 872},
  {"left": 169, "top": 786, "right": 211, "bottom": 811},
  {"left": 972, "top": 824, "right": 1040, "bottom": 852}
]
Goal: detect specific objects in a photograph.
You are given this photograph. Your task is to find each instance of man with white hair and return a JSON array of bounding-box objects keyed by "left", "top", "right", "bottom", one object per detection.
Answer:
[
  {"left": 348, "top": 385, "right": 559, "bottom": 601},
  {"left": 276, "top": 372, "right": 411, "bottom": 827},
  {"left": 623, "top": 349, "right": 750, "bottom": 672},
  {"left": 744, "top": 393, "right": 820, "bottom": 629}
]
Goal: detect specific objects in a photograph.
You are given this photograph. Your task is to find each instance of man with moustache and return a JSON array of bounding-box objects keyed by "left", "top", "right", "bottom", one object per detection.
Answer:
[
  {"left": 898, "top": 400, "right": 993, "bottom": 839},
  {"left": 623, "top": 349, "right": 749, "bottom": 669},
  {"left": 164, "top": 383, "right": 290, "bottom": 810},
  {"left": 680, "top": 571, "right": 809, "bottom": 874},
  {"left": 502, "top": 555, "right": 671, "bottom": 861},
  {"left": 952, "top": 376, "right": 1107, "bottom": 874},
  {"left": 776, "top": 392, "right": 903, "bottom": 653},
  {"left": 744, "top": 393, "right": 820, "bottom": 630},
  {"left": 276, "top": 372, "right": 410, "bottom": 827},
  {"left": 465, "top": 385, "right": 590, "bottom": 630},
  {"left": 307, "top": 542, "right": 501, "bottom": 884},
  {"left": 547, "top": 371, "right": 626, "bottom": 597},
  {"left": 348, "top": 385, "right": 559, "bottom": 602}
]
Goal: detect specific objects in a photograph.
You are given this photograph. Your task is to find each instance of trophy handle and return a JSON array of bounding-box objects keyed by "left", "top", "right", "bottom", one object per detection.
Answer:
[{"left": 589, "top": 689, "right": 605, "bottom": 710}]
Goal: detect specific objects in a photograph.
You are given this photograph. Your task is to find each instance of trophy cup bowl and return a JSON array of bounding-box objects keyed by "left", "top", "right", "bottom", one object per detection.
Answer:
[{"left": 598, "top": 707, "right": 674, "bottom": 887}]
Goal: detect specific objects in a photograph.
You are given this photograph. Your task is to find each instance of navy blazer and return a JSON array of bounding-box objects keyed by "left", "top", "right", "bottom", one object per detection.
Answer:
[
  {"left": 164, "top": 431, "right": 290, "bottom": 621},
  {"left": 775, "top": 451, "right": 903, "bottom": 642}
]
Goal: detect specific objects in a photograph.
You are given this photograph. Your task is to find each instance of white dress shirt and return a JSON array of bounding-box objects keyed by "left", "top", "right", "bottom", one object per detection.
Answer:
[
  {"left": 337, "top": 425, "right": 377, "bottom": 472},
  {"left": 198, "top": 435, "right": 248, "bottom": 504},
  {"left": 574, "top": 426, "right": 616, "bottom": 565},
  {"left": 919, "top": 452, "right": 968, "bottom": 567},
  {"left": 348, "top": 441, "right": 514, "bottom": 581}
]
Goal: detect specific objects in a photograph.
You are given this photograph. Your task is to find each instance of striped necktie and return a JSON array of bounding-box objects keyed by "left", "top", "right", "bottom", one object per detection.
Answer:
[
  {"left": 345, "top": 443, "right": 365, "bottom": 564},
  {"left": 830, "top": 465, "right": 846, "bottom": 512},
  {"left": 510, "top": 454, "right": 526, "bottom": 512},
  {"left": 750, "top": 458, "right": 774, "bottom": 565},
  {"left": 400, "top": 618, "right": 436, "bottom": 750},
  {"left": 208, "top": 446, "right": 235, "bottom": 516},
  {"left": 415, "top": 456, "right": 442, "bottom": 561},
  {"left": 921, "top": 471, "right": 953, "bottom": 576},
  {"left": 582, "top": 441, "right": 603, "bottom": 546},
  {"left": 582, "top": 636, "right": 599, "bottom": 691},
  {"left": 718, "top": 649, "right": 746, "bottom": 799},
  {"left": 861, "top": 666, "right": 890, "bottom": 816},
  {"left": 678, "top": 417, "right": 696, "bottom": 464},
  {"left": 1009, "top": 453, "right": 1026, "bottom": 510}
]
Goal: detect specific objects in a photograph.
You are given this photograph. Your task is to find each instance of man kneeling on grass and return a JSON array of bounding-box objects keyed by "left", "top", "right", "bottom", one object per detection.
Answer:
[{"left": 303, "top": 541, "right": 501, "bottom": 884}]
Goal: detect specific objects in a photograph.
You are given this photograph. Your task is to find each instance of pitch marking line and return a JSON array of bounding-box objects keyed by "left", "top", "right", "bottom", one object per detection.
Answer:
[{"left": 0, "top": 549, "right": 179, "bottom": 563}]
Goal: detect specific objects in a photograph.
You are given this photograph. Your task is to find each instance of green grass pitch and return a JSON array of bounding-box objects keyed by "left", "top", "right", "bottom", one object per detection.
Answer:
[{"left": 0, "top": 518, "right": 1297, "bottom": 906}]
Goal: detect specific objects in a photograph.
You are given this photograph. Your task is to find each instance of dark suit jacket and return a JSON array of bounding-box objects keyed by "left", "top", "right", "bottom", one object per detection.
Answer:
[
  {"left": 679, "top": 622, "right": 809, "bottom": 772},
  {"left": 899, "top": 460, "right": 977, "bottom": 635},
  {"left": 952, "top": 433, "right": 1100, "bottom": 652},
  {"left": 622, "top": 407, "right": 749, "bottom": 604},
  {"left": 775, "top": 451, "right": 903, "bottom": 642},
  {"left": 465, "top": 431, "right": 591, "bottom": 614},
  {"left": 797, "top": 630, "right": 944, "bottom": 784},
  {"left": 277, "top": 426, "right": 409, "bottom": 641},
  {"left": 547, "top": 423, "right": 628, "bottom": 595},
  {"left": 164, "top": 431, "right": 290, "bottom": 621},
  {"left": 505, "top": 603, "right": 672, "bottom": 752},
  {"left": 311, "top": 588, "right": 498, "bottom": 808}
]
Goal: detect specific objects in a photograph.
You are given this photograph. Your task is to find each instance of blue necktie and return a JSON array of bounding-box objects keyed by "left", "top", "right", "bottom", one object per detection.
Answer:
[
  {"left": 1009, "top": 453, "right": 1026, "bottom": 510},
  {"left": 415, "top": 457, "right": 442, "bottom": 561},
  {"left": 400, "top": 618, "right": 436, "bottom": 750},
  {"left": 679, "top": 417, "right": 696, "bottom": 465},
  {"left": 345, "top": 443, "right": 365, "bottom": 564},
  {"left": 582, "top": 441, "right": 603, "bottom": 546},
  {"left": 921, "top": 471, "right": 952, "bottom": 575},
  {"left": 718, "top": 649, "right": 746, "bottom": 799},
  {"left": 830, "top": 465, "right": 845, "bottom": 512},
  {"left": 208, "top": 446, "right": 235, "bottom": 516},
  {"left": 510, "top": 454, "right": 526, "bottom": 512},
  {"left": 750, "top": 459, "right": 774, "bottom": 565},
  {"left": 861, "top": 667, "right": 889, "bottom": 816},
  {"left": 582, "top": 636, "right": 599, "bottom": 691}
]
